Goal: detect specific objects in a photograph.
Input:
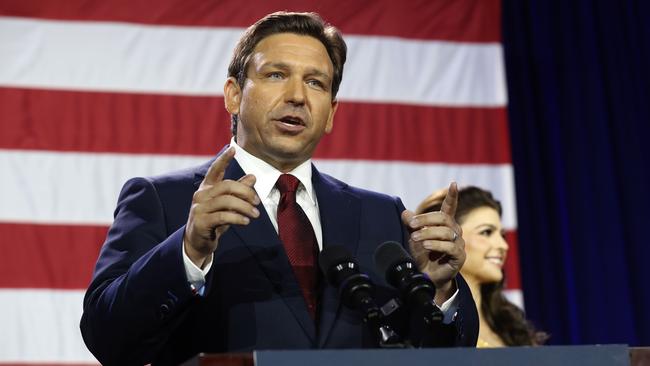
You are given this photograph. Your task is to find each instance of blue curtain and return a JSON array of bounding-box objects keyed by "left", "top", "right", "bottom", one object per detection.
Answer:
[{"left": 502, "top": 0, "right": 650, "bottom": 345}]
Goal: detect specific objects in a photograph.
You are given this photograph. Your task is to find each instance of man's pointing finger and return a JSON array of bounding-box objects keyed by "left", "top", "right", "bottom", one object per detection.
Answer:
[{"left": 204, "top": 147, "right": 236, "bottom": 185}]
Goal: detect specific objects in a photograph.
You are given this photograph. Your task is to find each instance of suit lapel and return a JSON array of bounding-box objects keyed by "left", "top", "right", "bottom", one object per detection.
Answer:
[
  {"left": 312, "top": 166, "right": 361, "bottom": 347},
  {"left": 196, "top": 148, "right": 317, "bottom": 343}
]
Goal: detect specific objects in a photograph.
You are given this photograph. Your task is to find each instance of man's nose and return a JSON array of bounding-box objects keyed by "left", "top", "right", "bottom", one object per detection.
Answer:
[{"left": 284, "top": 77, "right": 306, "bottom": 105}]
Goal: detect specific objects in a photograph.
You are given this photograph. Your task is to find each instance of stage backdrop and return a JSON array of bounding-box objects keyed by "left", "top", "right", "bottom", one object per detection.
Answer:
[
  {"left": 0, "top": 0, "right": 512, "bottom": 364},
  {"left": 503, "top": 0, "right": 650, "bottom": 346}
]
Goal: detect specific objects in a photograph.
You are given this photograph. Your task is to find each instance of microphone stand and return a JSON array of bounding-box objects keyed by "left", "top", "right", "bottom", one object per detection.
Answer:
[{"left": 338, "top": 273, "right": 405, "bottom": 348}]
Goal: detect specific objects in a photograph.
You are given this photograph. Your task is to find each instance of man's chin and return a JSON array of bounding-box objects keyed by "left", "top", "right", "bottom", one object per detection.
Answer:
[{"left": 266, "top": 145, "right": 315, "bottom": 169}]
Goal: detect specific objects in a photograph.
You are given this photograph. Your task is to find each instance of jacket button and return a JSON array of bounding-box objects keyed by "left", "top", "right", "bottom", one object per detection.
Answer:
[{"left": 158, "top": 303, "right": 171, "bottom": 319}]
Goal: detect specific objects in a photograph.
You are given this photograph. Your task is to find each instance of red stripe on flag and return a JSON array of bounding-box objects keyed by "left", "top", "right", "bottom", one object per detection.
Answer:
[
  {"left": 0, "top": 221, "right": 520, "bottom": 290},
  {"left": 0, "top": 0, "right": 501, "bottom": 42},
  {"left": 322, "top": 102, "right": 511, "bottom": 164},
  {"left": 0, "top": 222, "right": 106, "bottom": 289},
  {"left": 0, "top": 88, "right": 511, "bottom": 164},
  {"left": 503, "top": 231, "right": 522, "bottom": 290}
]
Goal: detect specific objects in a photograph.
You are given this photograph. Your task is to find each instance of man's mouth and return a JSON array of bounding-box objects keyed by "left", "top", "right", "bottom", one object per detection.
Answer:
[
  {"left": 274, "top": 115, "right": 307, "bottom": 133},
  {"left": 278, "top": 115, "right": 305, "bottom": 126}
]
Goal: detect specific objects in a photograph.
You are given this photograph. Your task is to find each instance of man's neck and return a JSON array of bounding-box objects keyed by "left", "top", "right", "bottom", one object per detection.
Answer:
[{"left": 231, "top": 140, "right": 308, "bottom": 173}]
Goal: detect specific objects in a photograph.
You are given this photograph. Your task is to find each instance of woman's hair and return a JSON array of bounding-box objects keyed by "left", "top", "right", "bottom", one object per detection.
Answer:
[{"left": 418, "top": 186, "right": 547, "bottom": 346}]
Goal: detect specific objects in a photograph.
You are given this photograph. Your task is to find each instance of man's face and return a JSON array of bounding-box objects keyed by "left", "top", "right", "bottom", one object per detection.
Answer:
[{"left": 224, "top": 33, "right": 338, "bottom": 172}]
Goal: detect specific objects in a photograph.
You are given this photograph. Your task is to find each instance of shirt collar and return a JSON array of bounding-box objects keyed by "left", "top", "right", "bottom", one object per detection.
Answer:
[{"left": 230, "top": 137, "right": 315, "bottom": 204}]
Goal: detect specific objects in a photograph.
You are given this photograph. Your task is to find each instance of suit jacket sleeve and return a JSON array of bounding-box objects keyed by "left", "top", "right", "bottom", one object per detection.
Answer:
[
  {"left": 80, "top": 177, "right": 199, "bottom": 365},
  {"left": 448, "top": 274, "right": 480, "bottom": 346}
]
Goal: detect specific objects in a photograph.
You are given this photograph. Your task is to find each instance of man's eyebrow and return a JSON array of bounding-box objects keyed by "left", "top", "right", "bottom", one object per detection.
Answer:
[
  {"left": 259, "top": 62, "right": 332, "bottom": 80},
  {"left": 306, "top": 68, "right": 332, "bottom": 81},
  {"left": 259, "top": 62, "right": 291, "bottom": 71}
]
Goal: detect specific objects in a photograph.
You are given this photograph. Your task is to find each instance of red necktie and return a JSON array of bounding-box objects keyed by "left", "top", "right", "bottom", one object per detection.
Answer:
[{"left": 276, "top": 174, "right": 319, "bottom": 319}]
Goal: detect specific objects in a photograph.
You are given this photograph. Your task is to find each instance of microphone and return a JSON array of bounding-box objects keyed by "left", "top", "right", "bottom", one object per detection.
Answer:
[
  {"left": 319, "top": 245, "right": 402, "bottom": 347},
  {"left": 374, "top": 241, "right": 443, "bottom": 326}
]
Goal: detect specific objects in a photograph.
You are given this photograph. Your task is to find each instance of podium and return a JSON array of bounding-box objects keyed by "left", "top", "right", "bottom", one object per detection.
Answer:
[{"left": 181, "top": 345, "right": 650, "bottom": 366}]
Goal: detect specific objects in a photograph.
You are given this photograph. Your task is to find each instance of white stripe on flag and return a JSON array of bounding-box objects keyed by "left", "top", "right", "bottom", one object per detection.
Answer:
[
  {"left": 0, "top": 16, "right": 506, "bottom": 106},
  {"left": 503, "top": 289, "right": 525, "bottom": 309},
  {"left": 0, "top": 149, "right": 206, "bottom": 225},
  {"left": 0, "top": 149, "right": 516, "bottom": 229},
  {"left": 0, "top": 289, "right": 98, "bottom": 364},
  {"left": 0, "top": 290, "right": 523, "bottom": 363},
  {"left": 316, "top": 159, "right": 517, "bottom": 228}
]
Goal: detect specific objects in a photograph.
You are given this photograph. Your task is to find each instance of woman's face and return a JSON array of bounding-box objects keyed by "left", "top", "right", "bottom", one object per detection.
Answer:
[{"left": 459, "top": 206, "right": 509, "bottom": 285}]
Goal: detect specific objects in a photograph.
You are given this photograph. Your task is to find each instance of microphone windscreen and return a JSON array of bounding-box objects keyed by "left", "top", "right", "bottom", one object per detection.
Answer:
[
  {"left": 374, "top": 241, "right": 412, "bottom": 279},
  {"left": 318, "top": 245, "right": 354, "bottom": 276}
]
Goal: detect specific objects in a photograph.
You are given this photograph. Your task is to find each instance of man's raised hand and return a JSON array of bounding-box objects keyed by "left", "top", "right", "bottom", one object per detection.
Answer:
[
  {"left": 184, "top": 147, "right": 260, "bottom": 267},
  {"left": 401, "top": 182, "right": 466, "bottom": 304}
]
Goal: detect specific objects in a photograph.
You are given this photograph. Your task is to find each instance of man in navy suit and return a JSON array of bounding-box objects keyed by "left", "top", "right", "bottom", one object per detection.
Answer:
[{"left": 80, "top": 11, "right": 478, "bottom": 365}]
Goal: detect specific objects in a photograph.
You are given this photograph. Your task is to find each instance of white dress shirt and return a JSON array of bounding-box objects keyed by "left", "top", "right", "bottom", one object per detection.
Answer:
[
  {"left": 182, "top": 139, "right": 458, "bottom": 322},
  {"left": 231, "top": 139, "right": 323, "bottom": 249}
]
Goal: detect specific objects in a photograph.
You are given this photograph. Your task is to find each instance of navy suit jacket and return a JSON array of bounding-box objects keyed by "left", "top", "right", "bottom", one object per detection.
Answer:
[{"left": 80, "top": 152, "right": 478, "bottom": 365}]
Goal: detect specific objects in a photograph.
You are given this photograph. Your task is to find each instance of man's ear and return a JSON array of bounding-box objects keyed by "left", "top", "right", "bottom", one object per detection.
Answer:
[
  {"left": 325, "top": 100, "right": 338, "bottom": 134},
  {"left": 224, "top": 77, "right": 242, "bottom": 115}
]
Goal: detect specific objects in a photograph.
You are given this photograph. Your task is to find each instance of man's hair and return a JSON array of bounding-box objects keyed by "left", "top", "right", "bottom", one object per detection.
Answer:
[{"left": 227, "top": 11, "right": 347, "bottom": 135}]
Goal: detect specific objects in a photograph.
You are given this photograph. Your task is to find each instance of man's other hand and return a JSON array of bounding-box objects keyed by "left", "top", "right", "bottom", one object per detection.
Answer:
[{"left": 184, "top": 147, "right": 260, "bottom": 268}]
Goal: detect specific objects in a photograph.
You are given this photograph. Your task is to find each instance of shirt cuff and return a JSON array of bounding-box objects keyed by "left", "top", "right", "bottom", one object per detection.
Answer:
[
  {"left": 437, "top": 286, "right": 460, "bottom": 325},
  {"left": 182, "top": 240, "right": 213, "bottom": 295}
]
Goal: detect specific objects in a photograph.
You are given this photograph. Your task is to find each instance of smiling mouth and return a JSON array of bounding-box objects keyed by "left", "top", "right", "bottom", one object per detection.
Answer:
[{"left": 486, "top": 257, "right": 504, "bottom": 266}]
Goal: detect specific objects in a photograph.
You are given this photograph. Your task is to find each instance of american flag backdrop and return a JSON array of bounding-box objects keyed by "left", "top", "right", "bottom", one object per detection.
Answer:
[{"left": 0, "top": 0, "right": 517, "bottom": 364}]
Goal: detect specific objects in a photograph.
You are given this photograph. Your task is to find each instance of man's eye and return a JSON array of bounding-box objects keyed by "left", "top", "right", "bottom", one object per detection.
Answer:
[
  {"left": 307, "top": 79, "right": 325, "bottom": 89},
  {"left": 268, "top": 72, "right": 283, "bottom": 79}
]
